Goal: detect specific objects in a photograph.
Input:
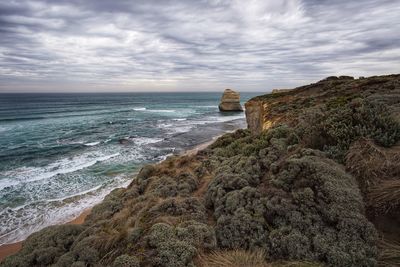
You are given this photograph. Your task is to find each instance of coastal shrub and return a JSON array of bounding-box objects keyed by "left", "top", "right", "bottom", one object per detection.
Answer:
[
  {"left": 147, "top": 175, "right": 179, "bottom": 197},
  {"left": 87, "top": 188, "right": 125, "bottom": 223},
  {"left": 206, "top": 132, "right": 378, "bottom": 266},
  {"left": 216, "top": 207, "right": 269, "bottom": 250},
  {"left": 212, "top": 187, "right": 268, "bottom": 250},
  {"left": 1, "top": 225, "right": 85, "bottom": 267},
  {"left": 210, "top": 129, "right": 250, "bottom": 149},
  {"left": 70, "top": 236, "right": 100, "bottom": 264},
  {"left": 147, "top": 173, "right": 198, "bottom": 198},
  {"left": 147, "top": 223, "right": 198, "bottom": 267},
  {"left": 113, "top": 254, "right": 140, "bottom": 267},
  {"left": 176, "top": 220, "right": 217, "bottom": 250},
  {"left": 265, "top": 151, "right": 378, "bottom": 266},
  {"left": 152, "top": 240, "right": 197, "bottom": 267},
  {"left": 298, "top": 99, "right": 400, "bottom": 161},
  {"left": 55, "top": 252, "right": 76, "bottom": 267},
  {"left": 205, "top": 154, "right": 263, "bottom": 210},
  {"left": 148, "top": 197, "right": 207, "bottom": 223}
]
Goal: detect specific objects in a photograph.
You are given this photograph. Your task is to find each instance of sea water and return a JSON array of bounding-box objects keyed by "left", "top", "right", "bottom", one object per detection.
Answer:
[{"left": 0, "top": 92, "right": 259, "bottom": 245}]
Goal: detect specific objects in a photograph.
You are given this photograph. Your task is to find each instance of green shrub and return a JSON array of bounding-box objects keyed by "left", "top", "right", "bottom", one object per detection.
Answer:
[
  {"left": 87, "top": 188, "right": 125, "bottom": 222},
  {"left": 147, "top": 223, "right": 199, "bottom": 267},
  {"left": 147, "top": 173, "right": 198, "bottom": 198},
  {"left": 265, "top": 151, "right": 378, "bottom": 266},
  {"left": 298, "top": 99, "right": 400, "bottom": 162},
  {"left": 1, "top": 225, "right": 85, "bottom": 267},
  {"left": 113, "top": 254, "right": 140, "bottom": 267},
  {"left": 149, "top": 197, "right": 206, "bottom": 223},
  {"left": 176, "top": 220, "right": 217, "bottom": 250}
]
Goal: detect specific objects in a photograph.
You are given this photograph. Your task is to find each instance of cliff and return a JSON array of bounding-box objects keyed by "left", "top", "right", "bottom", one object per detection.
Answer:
[{"left": 2, "top": 75, "right": 400, "bottom": 267}]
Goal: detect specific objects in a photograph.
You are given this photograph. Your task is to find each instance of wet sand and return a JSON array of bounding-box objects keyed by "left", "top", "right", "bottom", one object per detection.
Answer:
[{"left": 0, "top": 208, "right": 92, "bottom": 262}]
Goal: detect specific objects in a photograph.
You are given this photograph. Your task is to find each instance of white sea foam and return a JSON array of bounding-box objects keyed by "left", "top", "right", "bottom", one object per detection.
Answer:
[
  {"left": 84, "top": 141, "right": 101, "bottom": 146},
  {"left": 133, "top": 107, "right": 146, "bottom": 111},
  {"left": 147, "top": 109, "right": 176, "bottom": 113},
  {"left": 0, "top": 152, "right": 120, "bottom": 188},
  {"left": 0, "top": 175, "right": 132, "bottom": 245},
  {"left": 129, "top": 137, "right": 163, "bottom": 146}
]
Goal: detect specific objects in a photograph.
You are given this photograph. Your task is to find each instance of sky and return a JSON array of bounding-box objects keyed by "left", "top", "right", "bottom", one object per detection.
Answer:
[{"left": 0, "top": 0, "right": 399, "bottom": 92}]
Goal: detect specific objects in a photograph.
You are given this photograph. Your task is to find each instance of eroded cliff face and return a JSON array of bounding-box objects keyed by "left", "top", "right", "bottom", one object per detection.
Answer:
[{"left": 244, "top": 100, "right": 265, "bottom": 134}]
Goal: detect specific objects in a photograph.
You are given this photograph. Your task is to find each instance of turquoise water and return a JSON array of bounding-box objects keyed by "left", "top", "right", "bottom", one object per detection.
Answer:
[{"left": 0, "top": 92, "right": 259, "bottom": 244}]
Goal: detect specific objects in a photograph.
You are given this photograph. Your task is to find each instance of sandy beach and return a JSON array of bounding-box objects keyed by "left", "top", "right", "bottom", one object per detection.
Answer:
[{"left": 0, "top": 208, "right": 92, "bottom": 262}]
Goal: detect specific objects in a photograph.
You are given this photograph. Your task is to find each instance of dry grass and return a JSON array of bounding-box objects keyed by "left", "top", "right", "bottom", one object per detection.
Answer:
[
  {"left": 270, "top": 261, "right": 324, "bottom": 267},
  {"left": 196, "top": 250, "right": 324, "bottom": 267},
  {"left": 346, "top": 139, "right": 388, "bottom": 190},
  {"left": 196, "top": 249, "right": 269, "bottom": 267},
  {"left": 346, "top": 139, "right": 400, "bottom": 193},
  {"left": 378, "top": 239, "right": 400, "bottom": 266},
  {"left": 368, "top": 179, "right": 400, "bottom": 214}
]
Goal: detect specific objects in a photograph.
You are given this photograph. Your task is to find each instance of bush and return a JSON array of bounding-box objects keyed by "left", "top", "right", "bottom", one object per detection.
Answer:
[
  {"left": 147, "top": 223, "right": 198, "bottom": 267},
  {"left": 1, "top": 225, "right": 85, "bottom": 267},
  {"left": 87, "top": 188, "right": 125, "bottom": 222},
  {"left": 113, "top": 254, "right": 140, "bottom": 267},
  {"left": 298, "top": 99, "right": 400, "bottom": 162},
  {"left": 146, "top": 173, "right": 199, "bottom": 198},
  {"left": 149, "top": 197, "right": 207, "bottom": 223},
  {"left": 265, "top": 151, "right": 378, "bottom": 266},
  {"left": 176, "top": 220, "right": 217, "bottom": 250}
]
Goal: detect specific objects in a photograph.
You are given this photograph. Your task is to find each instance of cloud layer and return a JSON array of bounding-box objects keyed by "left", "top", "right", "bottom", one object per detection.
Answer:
[{"left": 0, "top": 0, "right": 399, "bottom": 92}]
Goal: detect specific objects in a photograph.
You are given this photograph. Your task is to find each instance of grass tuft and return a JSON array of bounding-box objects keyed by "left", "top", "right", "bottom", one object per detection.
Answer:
[
  {"left": 197, "top": 249, "right": 269, "bottom": 267},
  {"left": 378, "top": 239, "right": 400, "bottom": 266}
]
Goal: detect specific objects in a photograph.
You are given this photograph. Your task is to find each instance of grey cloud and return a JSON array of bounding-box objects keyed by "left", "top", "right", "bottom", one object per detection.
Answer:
[{"left": 0, "top": 0, "right": 399, "bottom": 92}]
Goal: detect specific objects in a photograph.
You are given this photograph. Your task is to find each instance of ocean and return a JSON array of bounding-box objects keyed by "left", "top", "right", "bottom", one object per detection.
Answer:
[{"left": 0, "top": 92, "right": 259, "bottom": 245}]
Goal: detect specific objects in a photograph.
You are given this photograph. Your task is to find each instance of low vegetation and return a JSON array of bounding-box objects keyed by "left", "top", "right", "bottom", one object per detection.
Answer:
[{"left": 2, "top": 75, "right": 400, "bottom": 267}]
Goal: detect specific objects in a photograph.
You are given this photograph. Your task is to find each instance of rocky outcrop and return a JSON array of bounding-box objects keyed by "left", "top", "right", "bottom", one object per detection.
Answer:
[{"left": 218, "top": 89, "right": 243, "bottom": 112}]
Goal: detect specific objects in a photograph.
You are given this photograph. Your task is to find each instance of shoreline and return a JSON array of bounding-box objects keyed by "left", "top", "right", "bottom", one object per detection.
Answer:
[
  {"left": 0, "top": 133, "right": 229, "bottom": 262},
  {"left": 0, "top": 208, "right": 92, "bottom": 262}
]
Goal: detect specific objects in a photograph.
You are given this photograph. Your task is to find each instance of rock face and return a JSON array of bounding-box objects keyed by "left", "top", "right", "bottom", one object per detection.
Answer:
[{"left": 218, "top": 89, "right": 243, "bottom": 112}]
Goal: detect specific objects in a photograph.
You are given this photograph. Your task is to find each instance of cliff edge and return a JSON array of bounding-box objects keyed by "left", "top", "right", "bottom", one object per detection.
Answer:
[{"left": 2, "top": 75, "right": 400, "bottom": 267}]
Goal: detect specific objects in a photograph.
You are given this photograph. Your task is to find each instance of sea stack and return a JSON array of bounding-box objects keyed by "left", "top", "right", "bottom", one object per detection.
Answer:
[{"left": 218, "top": 89, "right": 243, "bottom": 112}]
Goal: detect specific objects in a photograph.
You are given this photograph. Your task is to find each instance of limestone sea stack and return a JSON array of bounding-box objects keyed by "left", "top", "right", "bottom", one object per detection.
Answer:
[{"left": 218, "top": 89, "right": 243, "bottom": 112}]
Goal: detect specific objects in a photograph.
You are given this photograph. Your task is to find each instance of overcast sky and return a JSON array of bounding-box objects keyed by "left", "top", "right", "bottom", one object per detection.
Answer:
[{"left": 0, "top": 0, "right": 399, "bottom": 92}]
